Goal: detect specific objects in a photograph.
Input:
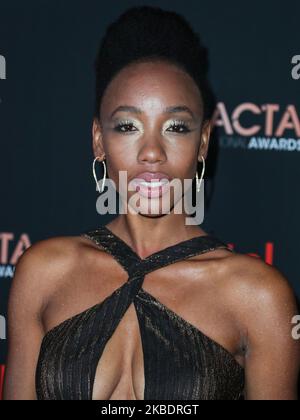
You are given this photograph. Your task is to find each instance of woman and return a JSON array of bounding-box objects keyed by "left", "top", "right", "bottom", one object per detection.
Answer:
[{"left": 3, "top": 6, "right": 300, "bottom": 400}]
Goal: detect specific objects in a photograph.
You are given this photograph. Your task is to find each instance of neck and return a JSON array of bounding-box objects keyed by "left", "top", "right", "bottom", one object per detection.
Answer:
[{"left": 105, "top": 214, "right": 206, "bottom": 259}]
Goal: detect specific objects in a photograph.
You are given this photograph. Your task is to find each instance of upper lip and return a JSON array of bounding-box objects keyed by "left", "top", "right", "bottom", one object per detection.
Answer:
[{"left": 132, "top": 172, "right": 171, "bottom": 182}]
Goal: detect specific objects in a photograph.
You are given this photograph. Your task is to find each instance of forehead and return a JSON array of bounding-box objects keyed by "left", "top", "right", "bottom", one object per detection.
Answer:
[{"left": 100, "top": 60, "right": 203, "bottom": 118}]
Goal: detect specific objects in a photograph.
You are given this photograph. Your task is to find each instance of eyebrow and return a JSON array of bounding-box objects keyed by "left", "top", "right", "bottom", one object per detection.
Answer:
[{"left": 110, "top": 105, "right": 196, "bottom": 120}]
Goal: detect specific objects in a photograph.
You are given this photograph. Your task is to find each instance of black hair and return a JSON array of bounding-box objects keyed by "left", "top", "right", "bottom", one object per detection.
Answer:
[{"left": 94, "top": 5, "right": 215, "bottom": 121}]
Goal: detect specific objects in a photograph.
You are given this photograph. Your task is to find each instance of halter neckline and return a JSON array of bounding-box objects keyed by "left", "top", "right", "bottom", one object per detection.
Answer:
[{"left": 100, "top": 224, "right": 218, "bottom": 262}]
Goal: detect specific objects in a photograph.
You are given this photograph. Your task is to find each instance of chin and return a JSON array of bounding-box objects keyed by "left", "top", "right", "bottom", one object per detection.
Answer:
[{"left": 127, "top": 198, "right": 175, "bottom": 217}]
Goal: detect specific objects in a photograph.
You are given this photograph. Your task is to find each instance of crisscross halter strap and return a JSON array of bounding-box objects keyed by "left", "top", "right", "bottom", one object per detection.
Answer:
[{"left": 35, "top": 225, "right": 244, "bottom": 400}]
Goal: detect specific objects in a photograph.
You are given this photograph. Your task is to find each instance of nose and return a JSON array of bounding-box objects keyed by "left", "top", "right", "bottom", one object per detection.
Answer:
[{"left": 137, "top": 134, "right": 167, "bottom": 165}]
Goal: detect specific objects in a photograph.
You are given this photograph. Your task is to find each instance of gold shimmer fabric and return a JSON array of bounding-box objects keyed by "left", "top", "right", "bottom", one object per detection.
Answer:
[{"left": 35, "top": 225, "right": 245, "bottom": 400}]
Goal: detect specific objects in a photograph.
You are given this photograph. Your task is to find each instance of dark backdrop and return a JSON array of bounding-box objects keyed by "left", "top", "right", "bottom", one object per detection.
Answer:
[{"left": 0, "top": 0, "right": 299, "bottom": 398}]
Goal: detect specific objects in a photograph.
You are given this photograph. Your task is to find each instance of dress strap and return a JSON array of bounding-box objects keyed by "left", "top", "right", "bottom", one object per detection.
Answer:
[{"left": 81, "top": 225, "right": 233, "bottom": 278}]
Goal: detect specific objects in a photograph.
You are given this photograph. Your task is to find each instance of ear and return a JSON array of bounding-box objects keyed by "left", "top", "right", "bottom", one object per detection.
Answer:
[
  {"left": 198, "top": 119, "right": 211, "bottom": 160},
  {"left": 92, "top": 118, "right": 105, "bottom": 158}
]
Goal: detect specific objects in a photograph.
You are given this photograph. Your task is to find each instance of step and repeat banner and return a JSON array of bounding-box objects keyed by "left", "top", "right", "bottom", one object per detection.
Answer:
[{"left": 0, "top": 0, "right": 299, "bottom": 399}]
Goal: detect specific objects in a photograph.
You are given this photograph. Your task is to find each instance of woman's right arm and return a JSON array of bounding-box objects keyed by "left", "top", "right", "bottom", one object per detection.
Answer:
[{"left": 2, "top": 236, "right": 73, "bottom": 400}]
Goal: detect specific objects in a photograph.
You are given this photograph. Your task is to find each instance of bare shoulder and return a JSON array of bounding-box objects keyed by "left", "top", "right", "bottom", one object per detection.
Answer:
[
  {"left": 224, "top": 252, "right": 297, "bottom": 304},
  {"left": 15, "top": 234, "right": 83, "bottom": 278},
  {"left": 4, "top": 235, "right": 94, "bottom": 400},
  {"left": 221, "top": 253, "right": 300, "bottom": 401},
  {"left": 218, "top": 252, "right": 299, "bottom": 331},
  {"left": 11, "top": 235, "right": 89, "bottom": 315}
]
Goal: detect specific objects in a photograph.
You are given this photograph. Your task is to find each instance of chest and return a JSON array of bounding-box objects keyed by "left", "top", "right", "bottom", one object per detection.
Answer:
[{"left": 37, "top": 255, "right": 244, "bottom": 400}]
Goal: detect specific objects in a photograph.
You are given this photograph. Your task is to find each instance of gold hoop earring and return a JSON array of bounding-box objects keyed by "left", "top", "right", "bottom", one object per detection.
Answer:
[
  {"left": 196, "top": 155, "right": 205, "bottom": 193},
  {"left": 92, "top": 156, "right": 106, "bottom": 193}
]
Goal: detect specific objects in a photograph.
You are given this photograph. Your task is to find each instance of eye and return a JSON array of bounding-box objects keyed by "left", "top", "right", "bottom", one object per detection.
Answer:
[
  {"left": 166, "top": 120, "right": 191, "bottom": 133},
  {"left": 113, "top": 119, "right": 138, "bottom": 133}
]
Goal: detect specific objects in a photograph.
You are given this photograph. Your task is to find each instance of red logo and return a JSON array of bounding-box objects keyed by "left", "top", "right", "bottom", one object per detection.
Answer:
[
  {"left": 227, "top": 241, "right": 274, "bottom": 265},
  {"left": 0, "top": 364, "right": 5, "bottom": 400}
]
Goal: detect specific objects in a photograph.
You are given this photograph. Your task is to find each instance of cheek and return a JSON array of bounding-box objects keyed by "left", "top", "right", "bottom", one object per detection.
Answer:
[
  {"left": 168, "top": 146, "right": 198, "bottom": 177},
  {"left": 103, "top": 137, "right": 135, "bottom": 175},
  {"left": 104, "top": 133, "right": 140, "bottom": 162}
]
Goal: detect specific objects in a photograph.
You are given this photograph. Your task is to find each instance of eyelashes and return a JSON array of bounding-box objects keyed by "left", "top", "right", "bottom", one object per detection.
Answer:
[
  {"left": 167, "top": 120, "right": 192, "bottom": 133},
  {"left": 113, "top": 119, "right": 140, "bottom": 133},
  {"left": 113, "top": 119, "right": 192, "bottom": 134}
]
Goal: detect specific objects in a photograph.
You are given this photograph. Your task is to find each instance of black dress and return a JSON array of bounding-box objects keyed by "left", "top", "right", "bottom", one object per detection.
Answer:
[{"left": 35, "top": 225, "right": 245, "bottom": 400}]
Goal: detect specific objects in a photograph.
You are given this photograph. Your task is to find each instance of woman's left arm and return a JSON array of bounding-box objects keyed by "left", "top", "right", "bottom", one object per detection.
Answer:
[{"left": 241, "top": 262, "right": 300, "bottom": 400}]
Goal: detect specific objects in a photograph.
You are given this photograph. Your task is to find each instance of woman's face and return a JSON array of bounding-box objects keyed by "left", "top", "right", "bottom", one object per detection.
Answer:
[{"left": 92, "top": 60, "right": 211, "bottom": 216}]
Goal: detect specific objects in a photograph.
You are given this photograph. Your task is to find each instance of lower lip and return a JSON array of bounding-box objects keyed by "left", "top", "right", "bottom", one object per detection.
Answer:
[{"left": 132, "top": 179, "right": 170, "bottom": 198}]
